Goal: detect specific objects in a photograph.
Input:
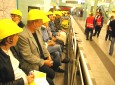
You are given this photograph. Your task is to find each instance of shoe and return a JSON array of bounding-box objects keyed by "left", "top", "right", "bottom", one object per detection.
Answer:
[
  {"left": 109, "top": 53, "right": 112, "bottom": 56},
  {"left": 61, "top": 58, "right": 69, "bottom": 63},
  {"left": 97, "top": 35, "right": 99, "bottom": 38},
  {"left": 93, "top": 34, "right": 96, "bottom": 36},
  {"left": 86, "top": 38, "right": 89, "bottom": 40},
  {"left": 90, "top": 39, "right": 93, "bottom": 41},
  {"left": 75, "top": 32, "right": 78, "bottom": 34},
  {"left": 109, "top": 39, "right": 111, "bottom": 41},
  {"left": 55, "top": 68, "right": 65, "bottom": 73}
]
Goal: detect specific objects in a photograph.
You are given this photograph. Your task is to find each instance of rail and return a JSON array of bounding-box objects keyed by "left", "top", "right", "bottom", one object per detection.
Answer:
[
  {"left": 68, "top": 17, "right": 93, "bottom": 85},
  {"left": 79, "top": 50, "right": 93, "bottom": 85}
]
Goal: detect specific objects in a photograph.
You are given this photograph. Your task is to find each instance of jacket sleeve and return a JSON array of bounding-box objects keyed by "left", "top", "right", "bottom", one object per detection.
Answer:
[
  {"left": 93, "top": 19, "right": 95, "bottom": 28},
  {"left": 93, "top": 18, "right": 95, "bottom": 26},
  {"left": 17, "top": 34, "right": 45, "bottom": 67},
  {"left": 101, "top": 17, "right": 104, "bottom": 26},
  {"left": 85, "top": 18, "right": 88, "bottom": 28},
  {"left": 0, "top": 78, "right": 24, "bottom": 85}
]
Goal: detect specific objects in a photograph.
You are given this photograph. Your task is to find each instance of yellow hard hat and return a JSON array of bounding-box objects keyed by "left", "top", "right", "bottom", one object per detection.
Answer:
[
  {"left": 54, "top": 11, "right": 62, "bottom": 16},
  {"left": 46, "top": 11, "right": 53, "bottom": 15},
  {"left": 11, "top": 9, "right": 22, "bottom": 17},
  {"left": 54, "top": 11, "right": 58, "bottom": 15},
  {"left": 53, "top": 3, "right": 56, "bottom": 6},
  {"left": 43, "top": 16, "right": 50, "bottom": 23},
  {"left": 0, "top": 19, "right": 23, "bottom": 40},
  {"left": 53, "top": 14, "right": 56, "bottom": 17},
  {"left": 89, "top": 12, "right": 91, "bottom": 15},
  {"left": 28, "top": 9, "right": 46, "bottom": 20},
  {"left": 89, "top": 12, "right": 93, "bottom": 15},
  {"left": 65, "top": 14, "right": 68, "bottom": 16}
]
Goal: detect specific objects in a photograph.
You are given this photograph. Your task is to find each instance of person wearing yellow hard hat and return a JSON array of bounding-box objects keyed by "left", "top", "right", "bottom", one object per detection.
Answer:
[
  {"left": 46, "top": 11, "right": 53, "bottom": 16},
  {"left": 44, "top": 13, "right": 69, "bottom": 63},
  {"left": 54, "top": 11, "right": 67, "bottom": 45},
  {"left": 17, "top": 9, "right": 55, "bottom": 85},
  {"left": 11, "top": 9, "right": 25, "bottom": 28},
  {"left": 54, "top": 11, "right": 62, "bottom": 31},
  {"left": 48, "top": 11, "right": 66, "bottom": 46},
  {"left": 47, "top": 12, "right": 57, "bottom": 35},
  {"left": 41, "top": 16, "right": 66, "bottom": 73},
  {"left": 85, "top": 12, "right": 95, "bottom": 41},
  {"left": 0, "top": 19, "right": 34, "bottom": 85},
  {"left": 46, "top": 11, "right": 54, "bottom": 23}
]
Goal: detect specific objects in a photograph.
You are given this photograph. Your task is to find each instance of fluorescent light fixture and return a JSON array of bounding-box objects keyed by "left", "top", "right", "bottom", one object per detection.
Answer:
[
  {"left": 62, "top": 0, "right": 66, "bottom": 3},
  {"left": 77, "top": 0, "right": 82, "bottom": 4},
  {"left": 71, "top": 6, "right": 76, "bottom": 11},
  {"left": 91, "top": 1, "right": 94, "bottom": 6}
]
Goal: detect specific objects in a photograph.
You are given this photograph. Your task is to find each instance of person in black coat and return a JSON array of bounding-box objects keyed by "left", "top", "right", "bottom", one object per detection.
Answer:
[
  {"left": 105, "top": 16, "right": 114, "bottom": 41},
  {"left": 0, "top": 19, "right": 34, "bottom": 85},
  {"left": 10, "top": 9, "right": 25, "bottom": 28},
  {"left": 109, "top": 18, "right": 115, "bottom": 56}
]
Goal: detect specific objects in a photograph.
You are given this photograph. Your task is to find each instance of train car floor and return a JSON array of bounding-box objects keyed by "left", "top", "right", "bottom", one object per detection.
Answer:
[{"left": 54, "top": 51, "right": 66, "bottom": 85}]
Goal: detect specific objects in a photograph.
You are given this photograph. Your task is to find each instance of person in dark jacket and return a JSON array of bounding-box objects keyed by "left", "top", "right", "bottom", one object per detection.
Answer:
[
  {"left": 109, "top": 19, "right": 115, "bottom": 56},
  {"left": 105, "top": 16, "right": 114, "bottom": 41},
  {"left": 54, "top": 12, "right": 62, "bottom": 31},
  {"left": 0, "top": 19, "right": 34, "bottom": 85},
  {"left": 11, "top": 9, "right": 25, "bottom": 28}
]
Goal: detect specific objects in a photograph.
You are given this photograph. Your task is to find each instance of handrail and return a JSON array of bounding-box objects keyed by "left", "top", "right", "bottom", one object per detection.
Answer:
[
  {"left": 71, "top": 32, "right": 93, "bottom": 85},
  {"left": 79, "top": 50, "right": 93, "bottom": 85},
  {"left": 68, "top": 16, "right": 93, "bottom": 85},
  {"left": 78, "top": 61, "right": 84, "bottom": 85}
]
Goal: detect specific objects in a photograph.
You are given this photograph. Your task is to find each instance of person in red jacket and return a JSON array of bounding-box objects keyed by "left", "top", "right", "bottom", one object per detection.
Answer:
[
  {"left": 93, "top": 12, "right": 104, "bottom": 37},
  {"left": 85, "top": 13, "right": 95, "bottom": 41}
]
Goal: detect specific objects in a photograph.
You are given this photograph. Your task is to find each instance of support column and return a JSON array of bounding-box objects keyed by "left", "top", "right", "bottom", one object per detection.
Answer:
[
  {"left": 93, "top": 0, "right": 98, "bottom": 16},
  {"left": 83, "top": 0, "right": 92, "bottom": 20},
  {"left": 16, "top": 0, "right": 18, "bottom": 9},
  {"left": 44, "top": 0, "right": 51, "bottom": 12},
  {"left": 108, "top": 0, "right": 114, "bottom": 18}
]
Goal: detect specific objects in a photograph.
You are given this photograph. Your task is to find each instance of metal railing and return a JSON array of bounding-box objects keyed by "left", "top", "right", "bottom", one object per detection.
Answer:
[
  {"left": 79, "top": 50, "right": 93, "bottom": 85},
  {"left": 68, "top": 19, "right": 93, "bottom": 85}
]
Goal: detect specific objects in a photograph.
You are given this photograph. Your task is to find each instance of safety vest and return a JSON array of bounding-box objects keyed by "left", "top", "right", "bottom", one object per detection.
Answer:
[
  {"left": 96, "top": 16, "right": 102, "bottom": 26},
  {"left": 86, "top": 16, "right": 94, "bottom": 28}
]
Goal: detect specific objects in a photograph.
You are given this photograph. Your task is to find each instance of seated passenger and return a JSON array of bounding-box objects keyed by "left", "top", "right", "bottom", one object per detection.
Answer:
[
  {"left": 41, "top": 16, "right": 65, "bottom": 72},
  {"left": 54, "top": 11, "right": 62, "bottom": 31},
  {"left": 48, "top": 12, "right": 67, "bottom": 45},
  {"left": 10, "top": 9, "right": 25, "bottom": 28},
  {"left": 47, "top": 11, "right": 57, "bottom": 36},
  {"left": 0, "top": 19, "right": 34, "bottom": 85},
  {"left": 17, "top": 9, "right": 55, "bottom": 85}
]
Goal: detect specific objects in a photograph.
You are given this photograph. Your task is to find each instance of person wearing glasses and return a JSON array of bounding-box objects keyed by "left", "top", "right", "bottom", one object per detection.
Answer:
[
  {"left": 0, "top": 19, "right": 34, "bottom": 85},
  {"left": 11, "top": 9, "right": 25, "bottom": 28}
]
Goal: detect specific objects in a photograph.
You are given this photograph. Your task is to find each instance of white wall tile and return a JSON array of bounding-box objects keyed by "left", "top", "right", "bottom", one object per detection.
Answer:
[{"left": 0, "top": 0, "right": 16, "bottom": 19}]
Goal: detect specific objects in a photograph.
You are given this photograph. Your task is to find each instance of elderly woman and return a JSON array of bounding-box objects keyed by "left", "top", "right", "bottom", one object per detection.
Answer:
[
  {"left": 10, "top": 9, "right": 25, "bottom": 28},
  {"left": 0, "top": 19, "right": 34, "bottom": 85}
]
